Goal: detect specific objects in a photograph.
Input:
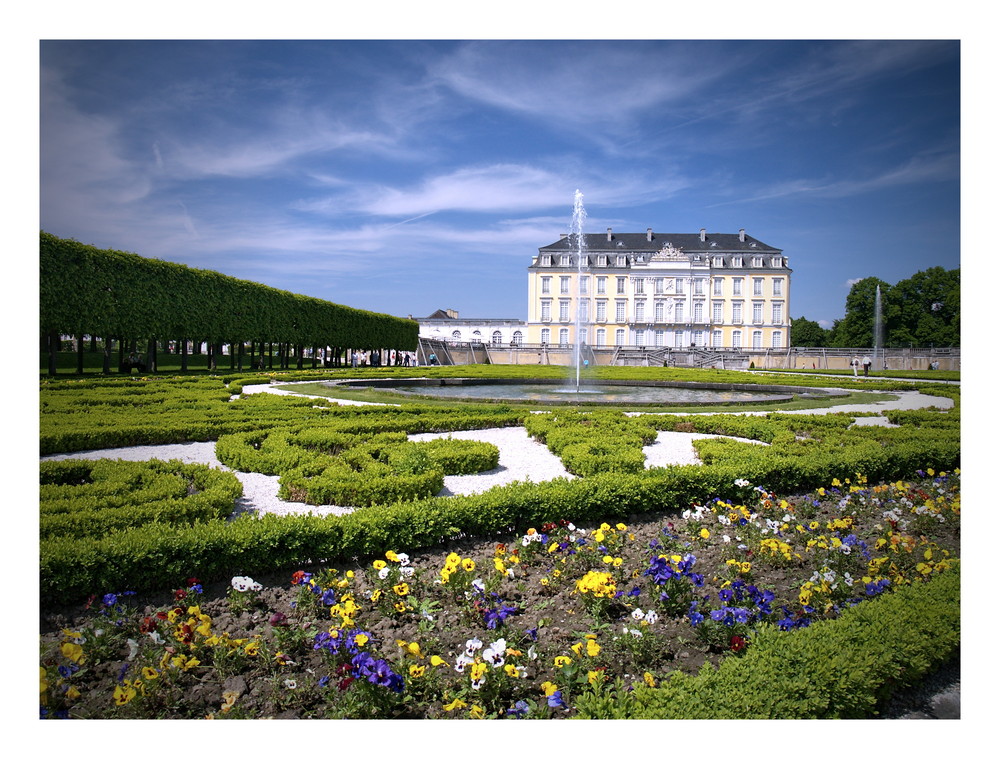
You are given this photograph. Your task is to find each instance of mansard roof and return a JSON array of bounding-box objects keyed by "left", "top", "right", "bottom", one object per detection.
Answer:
[{"left": 538, "top": 231, "right": 781, "bottom": 255}]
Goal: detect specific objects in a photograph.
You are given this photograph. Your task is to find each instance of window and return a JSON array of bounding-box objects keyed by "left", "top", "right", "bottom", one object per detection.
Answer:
[
  {"left": 713, "top": 256, "right": 724, "bottom": 267},
  {"left": 752, "top": 330, "right": 762, "bottom": 348},
  {"left": 674, "top": 330, "right": 684, "bottom": 347},
  {"left": 634, "top": 278, "right": 645, "bottom": 295},
  {"left": 616, "top": 277, "right": 627, "bottom": 294},
  {"left": 753, "top": 302, "right": 763, "bottom": 323},
  {"left": 732, "top": 330, "right": 742, "bottom": 348},
  {"left": 559, "top": 300, "right": 570, "bottom": 321},
  {"left": 712, "top": 330, "right": 723, "bottom": 347},
  {"left": 654, "top": 330, "right": 664, "bottom": 346},
  {"left": 733, "top": 277, "right": 743, "bottom": 296},
  {"left": 674, "top": 277, "right": 685, "bottom": 294},
  {"left": 541, "top": 276, "right": 551, "bottom": 294},
  {"left": 635, "top": 329, "right": 645, "bottom": 346},
  {"left": 712, "top": 302, "right": 723, "bottom": 323},
  {"left": 491, "top": 330, "right": 503, "bottom": 345},
  {"left": 541, "top": 301, "right": 551, "bottom": 321},
  {"left": 578, "top": 300, "right": 589, "bottom": 321},
  {"left": 753, "top": 278, "right": 763, "bottom": 296},
  {"left": 596, "top": 328, "right": 606, "bottom": 346},
  {"left": 635, "top": 300, "right": 645, "bottom": 322},
  {"left": 615, "top": 328, "right": 626, "bottom": 346},
  {"left": 616, "top": 301, "right": 626, "bottom": 322},
  {"left": 541, "top": 255, "right": 552, "bottom": 266},
  {"left": 596, "top": 300, "right": 607, "bottom": 322},
  {"left": 693, "top": 330, "right": 704, "bottom": 346},
  {"left": 580, "top": 276, "right": 589, "bottom": 294},
  {"left": 674, "top": 302, "right": 684, "bottom": 322},
  {"left": 654, "top": 278, "right": 664, "bottom": 294},
  {"left": 597, "top": 276, "right": 607, "bottom": 294},
  {"left": 598, "top": 255, "right": 607, "bottom": 267},
  {"left": 452, "top": 330, "right": 462, "bottom": 340},
  {"left": 472, "top": 330, "right": 482, "bottom": 343},
  {"left": 713, "top": 278, "right": 724, "bottom": 295},
  {"left": 560, "top": 276, "right": 570, "bottom": 294},
  {"left": 771, "top": 303, "right": 782, "bottom": 323},
  {"left": 579, "top": 327, "right": 588, "bottom": 344},
  {"left": 732, "top": 257, "right": 743, "bottom": 268},
  {"left": 772, "top": 278, "right": 783, "bottom": 296},
  {"left": 617, "top": 255, "right": 627, "bottom": 267},
  {"left": 772, "top": 331, "right": 783, "bottom": 348},
  {"left": 771, "top": 257, "right": 782, "bottom": 267},
  {"left": 693, "top": 279, "right": 704, "bottom": 295},
  {"left": 732, "top": 301, "right": 743, "bottom": 323},
  {"left": 560, "top": 255, "right": 571, "bottom": 267},
  {"left": 512, "top": 331, "right": 523, "bottom": 346},
  {"left": 559, "top": 328, "right": 569, "bottom": 345},
  {"left": 752, "top": 256, "right": 763, "bottom": 267},
  {"left": 541, "top": 328, "right": 550, "bottom": 344},
  {"left": 693, "top": 302, "right": 704, "bottom": 322},
  {"left": 655, "top": 300, "right": 665, "bottom": 323}
]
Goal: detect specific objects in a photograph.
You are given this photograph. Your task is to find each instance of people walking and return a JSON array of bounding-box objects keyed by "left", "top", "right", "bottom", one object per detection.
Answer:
[
  {"left": 862, "top": 355, "right": 872, "bottom": 377},
  {"left": 850, "top": 356, "right": 859, "bottom": 377}
]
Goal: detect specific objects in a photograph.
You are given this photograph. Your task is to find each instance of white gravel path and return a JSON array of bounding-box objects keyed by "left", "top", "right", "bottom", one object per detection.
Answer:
[{"left": 40, "top": 384, "right": 953, "bottom": 516}]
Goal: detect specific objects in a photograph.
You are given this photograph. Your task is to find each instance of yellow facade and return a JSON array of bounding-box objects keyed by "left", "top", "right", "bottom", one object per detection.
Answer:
[{"left": 526, "top": 229, "right": 791, "bottom": 350}]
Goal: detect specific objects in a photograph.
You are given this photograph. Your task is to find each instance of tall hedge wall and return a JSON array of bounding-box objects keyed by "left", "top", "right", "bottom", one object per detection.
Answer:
[{"left": 39, "top": 232, "right": 418, "bottom": 351}]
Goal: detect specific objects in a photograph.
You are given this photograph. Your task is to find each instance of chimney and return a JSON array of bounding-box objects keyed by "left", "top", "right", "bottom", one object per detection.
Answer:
[
  {"left": 446, "top": 308, "right": 459, "bottom": 319},
  {"left": 739, "top": 228, "right": 746, "bottom": 242},
  {"left": 607, "top": 227, "right": 613, "bottom": 241},
  {"left": 646, "top": 228, "right": 653, "bottom": 242},
  {"left": 700, "top": 228, "right": 707, "bottom": 242},
  {"left": 559, "top": 233, "right": 568, "bottom": 240}
]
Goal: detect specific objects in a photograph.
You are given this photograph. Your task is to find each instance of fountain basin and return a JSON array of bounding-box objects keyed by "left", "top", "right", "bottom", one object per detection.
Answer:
[{"left": 323, "top": 377, "right": 841, "bottom": 406}]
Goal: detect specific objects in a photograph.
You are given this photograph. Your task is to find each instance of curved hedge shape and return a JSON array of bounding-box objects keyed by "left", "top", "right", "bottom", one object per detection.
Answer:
[
  {"left": 40, "top": 232, "right": 417, "bottom": 351},
  {"left": 573, "top": 566, "right": 960, "bottom": 719},
  {"left": 39, "top": 459, "right": 242, "bottom": 539}
]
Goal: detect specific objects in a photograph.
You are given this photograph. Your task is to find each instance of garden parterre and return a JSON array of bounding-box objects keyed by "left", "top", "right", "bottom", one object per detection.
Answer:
[{"left": 40, "top": 470, "right": 959, "bottom": 719}]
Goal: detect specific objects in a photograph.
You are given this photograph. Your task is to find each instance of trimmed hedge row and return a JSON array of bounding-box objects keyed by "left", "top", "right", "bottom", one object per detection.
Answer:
[
  {"left": 40, "top": 434, "right": 960, "bottom": 602},
  {"left": 573, "top": 565, "right": 961, "bottom": 719},
  {"left": 39, "top": 460, "right": 242, "bottom": 540}
]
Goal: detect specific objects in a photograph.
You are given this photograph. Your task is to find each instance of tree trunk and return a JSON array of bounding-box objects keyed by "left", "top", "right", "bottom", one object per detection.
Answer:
[
  {"left": 76, "top": 334, "right": 85, "bottom": 374},
  {"left": 296, "top": 344, "right": 303, "bottom": 370},
  {"left": 102, "top": 336, "right": 112, "bottom": 374},
  {"left": 181, "top": 338, "right": 188, "bottom": 373},
  {"left": 47, "top": 330, "right": 59, "bottom": 376},
  {"left": 147, "top": 338, "right": 157, "bottom": 373},
  {"left": 238, "top": 341, "right": 245, "bottom": 371}
]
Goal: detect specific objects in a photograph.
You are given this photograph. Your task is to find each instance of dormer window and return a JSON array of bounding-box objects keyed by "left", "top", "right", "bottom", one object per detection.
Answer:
[
  {"left": 560, "top": 255, "right": 571, "bottom": 266},
  {"left": 771, "top": 257, "right": 782, "bottom": 267},
  {"left": 752, "top": 256, "right": 763, "bottom": 267},
  {"left": 616, "top": 241, "right": 625, "bottom": 247},
  {"left": 616, "top": 255, "right": 627, "bottom": 267},
  {"left": 732, "top": 257, "right": 743, "bottom": 267},
  {"left": 713, "top": 256, "right": 724, "bottom": 267},
  {"left": 541, "top": 255, "right": 552, "bottom": 266},
  {"left": 597, "top": 255, "right": 608, "bottom": 266}
]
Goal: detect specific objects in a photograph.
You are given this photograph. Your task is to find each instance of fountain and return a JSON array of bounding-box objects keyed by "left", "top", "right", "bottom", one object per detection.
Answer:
[{"left": 570, "top": 190, "right": 588, "bottom": 392}]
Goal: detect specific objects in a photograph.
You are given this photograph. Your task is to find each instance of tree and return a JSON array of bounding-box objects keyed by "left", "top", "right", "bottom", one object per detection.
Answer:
[
  {"left": 884, "top": 267, "right": 960, "bottom": 347},
  {"left": 828, "top": 277, "right": 890, "bottom": 348},
  {"left": 790, "top": 317, "right": 829, "bottom": 347}
]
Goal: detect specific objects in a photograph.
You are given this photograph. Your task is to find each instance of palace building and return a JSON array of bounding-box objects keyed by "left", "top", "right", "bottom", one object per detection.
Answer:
[{"left": 526, "top": 228, "right": 791, "bottom": 351}]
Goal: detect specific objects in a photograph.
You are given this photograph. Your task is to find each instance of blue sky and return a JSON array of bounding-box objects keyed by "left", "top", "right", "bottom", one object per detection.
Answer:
[{"left": 39, "top": 38, "right": 960, "bottom": 329}]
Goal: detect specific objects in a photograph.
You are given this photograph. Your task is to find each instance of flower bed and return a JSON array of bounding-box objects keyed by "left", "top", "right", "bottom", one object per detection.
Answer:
[{"left": 39, "top": 471, "right": 959, "bottom": 719}]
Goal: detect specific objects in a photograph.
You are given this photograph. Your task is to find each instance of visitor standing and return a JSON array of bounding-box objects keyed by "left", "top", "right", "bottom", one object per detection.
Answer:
[
  {"left": 862, "top": 355, "right": 872, "bottom": 377},
  {"left": 850, "top": 356, "right": 859, "bottom": 377}
]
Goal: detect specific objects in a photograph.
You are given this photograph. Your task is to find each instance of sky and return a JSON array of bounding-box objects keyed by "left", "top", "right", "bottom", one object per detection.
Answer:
[{"left": 37, "top": 36, "right": 962, "bottom": 329}]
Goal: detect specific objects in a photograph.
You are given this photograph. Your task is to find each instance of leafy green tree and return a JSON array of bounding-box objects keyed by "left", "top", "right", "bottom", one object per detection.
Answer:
[
  {"left": 884, "top": 267, "right": 960, "bottom": 347},
  {"left": 790, "top": 317, "right": 830, "bottom": 347}
]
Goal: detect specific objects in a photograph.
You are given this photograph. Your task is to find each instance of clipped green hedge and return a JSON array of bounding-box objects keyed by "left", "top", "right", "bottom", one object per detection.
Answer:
[
  {"left": 574, "top": 566, "right": 961, "bottom": 719},
  {"left": 39, "top": 460, "right": 242, "bottom": 539}
]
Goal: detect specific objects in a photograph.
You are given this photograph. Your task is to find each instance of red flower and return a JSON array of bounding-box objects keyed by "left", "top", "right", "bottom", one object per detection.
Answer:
[
  {"left": 174, "top": 588, "right": 188, "bottom": 601},
  {"left": 291, "top": 570, "right": 307, "bottom": 585},
  {"left": 729, "top": 635, "right": 747, "bottom": 652},
  {"left": 338, "top": 677, "right": 355, "bottom": 691},
  {"left": 186, "top": 577, "right": 200, "bottom": 587},
  {"left": 139, "top": 617, "right": 157, "bottom": 633},
  {"left": 269, "top": 612, "right": 288, "bottom": 627},
  {"left": 83, "top": 594, "right": 96, "bottom": 610},
  {"left": 156, "top": 611, "right": 169, "bottom": 621}
]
